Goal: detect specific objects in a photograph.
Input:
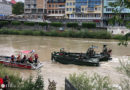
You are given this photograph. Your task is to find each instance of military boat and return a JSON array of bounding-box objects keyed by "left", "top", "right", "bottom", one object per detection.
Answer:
[{"left": 51, "top": 45, "right": 112, "bottom": 66}]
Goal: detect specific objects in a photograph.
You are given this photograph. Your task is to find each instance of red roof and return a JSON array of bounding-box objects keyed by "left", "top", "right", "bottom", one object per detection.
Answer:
[{"left": 10, "top": 0, "right": 16, "bottom": 4}]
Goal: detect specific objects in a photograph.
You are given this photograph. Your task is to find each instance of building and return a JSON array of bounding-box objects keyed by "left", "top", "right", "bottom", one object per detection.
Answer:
[
  {"left": 0, "top": 0, "right": 12, "bottom": 18},
  {"left": 65, "top": 0, "right": 103, "bottom": 26},
  {"left": 103, "top": 0, "right": 130, "bottom": 26},
  {"left": 24, "top": 0, "right": 47, "bottom": 20},
  {"left": 47, "top": 0, "right": 65, "bottom": 19}
]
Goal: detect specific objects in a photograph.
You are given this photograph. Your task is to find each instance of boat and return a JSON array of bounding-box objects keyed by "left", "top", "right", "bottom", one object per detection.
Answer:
[
  {"left": 51, "top": 45, "right": 112, "bottom": 66},
  {"left": 0, "top": 50, "right": 43, "bottom": 70}
]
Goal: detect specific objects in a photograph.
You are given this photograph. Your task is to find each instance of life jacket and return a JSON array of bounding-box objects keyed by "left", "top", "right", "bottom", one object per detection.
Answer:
[
  {"left": 34, "top": 54, "right": 38, "bottom": 59},
  {"left": 23, "top": 56, "right": 26, "bottom": 60},
  {"left": 29, "top": 57, "right": 33, "bottom": 62}
]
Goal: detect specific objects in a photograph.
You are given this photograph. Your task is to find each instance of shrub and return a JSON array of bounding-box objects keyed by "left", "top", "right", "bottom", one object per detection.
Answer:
[
  {"left": 66, "top": 22, "right": 78, "bottom": 28},
  {"left": 38, "top": 22, "right": 48, "bottom": 26},
  {"left": 24, "top": 22, "right": 35, "bottom": 26},
  {"left": 69, "top": 73, "right": 114, "bottom": 90},
  {"left": 82, "top": 22, "right": 96, "bottom": 28},
  {"left": 11, "top": 21, "right": 21, "bottom": 25},
  {"left": 0, "top": 21, "right": 9, "bottom": 26},
  {"left": 50, "top": 22, "right": 63, "bottom": 27}
]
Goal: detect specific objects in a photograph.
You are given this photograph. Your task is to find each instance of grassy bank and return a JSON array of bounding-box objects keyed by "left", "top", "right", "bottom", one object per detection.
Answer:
[{"left": 0, "top": 29, "right": 129, "bottom": 40}]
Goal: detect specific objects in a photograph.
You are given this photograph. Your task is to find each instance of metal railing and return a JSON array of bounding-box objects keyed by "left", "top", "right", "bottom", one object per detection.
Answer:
[{"left": 65, "top": 78, "right": 77, "bottom": 90}]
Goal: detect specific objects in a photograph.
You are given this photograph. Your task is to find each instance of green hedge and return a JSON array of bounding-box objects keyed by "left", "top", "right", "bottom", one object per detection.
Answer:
[
  {"left": 50, "top": 22, "right": 63, "bottom": 27},
  {"left": 11, "top": 21, "right": 21, "bottom": 25},
  {"left": 66, "top": 23, "right": 78, "bottom": 28},
  {"left": 0, "top": 21, "right": 9, "bottom": 26},
  {"left": 38, "top": 22, "right": 48, "bottom": 26},
  {"left": 82, "top": 23, "right": 96, "bottom": 28},
  {"left": 24, "top": 22, "right": 35, "bottom": 26}
]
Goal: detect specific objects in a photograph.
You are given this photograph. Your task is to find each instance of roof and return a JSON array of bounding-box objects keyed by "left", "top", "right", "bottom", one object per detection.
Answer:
[
  {"left": 47, "top": 14, "right": 65, "bottom": 17},
  {"left": 10, "top": 0, "right": 16, "bottom": 4}
]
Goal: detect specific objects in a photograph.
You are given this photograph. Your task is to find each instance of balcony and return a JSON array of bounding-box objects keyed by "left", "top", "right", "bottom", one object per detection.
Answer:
[{"left": 69, "top": 17, "right": 101, "bottom": 20}]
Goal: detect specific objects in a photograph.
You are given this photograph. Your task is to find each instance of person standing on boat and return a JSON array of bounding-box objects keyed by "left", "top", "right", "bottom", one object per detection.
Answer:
[
  {"left": 11, "top": 55, "right": 15, "bottom": 62},
  {"left": 34, "top": 54, "right": 38, "bottom": 63},
  {"left": 102, "top": 45, "right": 108, "bottom": 55}
]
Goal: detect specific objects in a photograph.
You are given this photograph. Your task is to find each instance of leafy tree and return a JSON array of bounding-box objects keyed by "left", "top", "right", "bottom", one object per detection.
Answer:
[
  {"left": 12, "top": 2, "right": 24, "bottom": 15},
  {"left": 124, "top": 0, "right": 130, "bottom": 8}
]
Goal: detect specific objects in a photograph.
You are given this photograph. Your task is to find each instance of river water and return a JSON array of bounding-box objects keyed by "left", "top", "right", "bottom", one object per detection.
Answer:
[{"left": 0, "top": 35, "right": 130, "bottom": 90}]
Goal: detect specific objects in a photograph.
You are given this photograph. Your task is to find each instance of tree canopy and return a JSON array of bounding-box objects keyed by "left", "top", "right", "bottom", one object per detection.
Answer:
[{"left": 12, "top": 2, "right": 24, "bottom": 15}]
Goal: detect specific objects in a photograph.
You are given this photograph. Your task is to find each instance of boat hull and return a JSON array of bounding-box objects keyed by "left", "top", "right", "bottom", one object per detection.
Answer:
[
  {"left": 52, "top": 52, "right": 100, "bottom": 66},
  {"left": 0, "top": 56, "right": 43, "bottom": 70}
]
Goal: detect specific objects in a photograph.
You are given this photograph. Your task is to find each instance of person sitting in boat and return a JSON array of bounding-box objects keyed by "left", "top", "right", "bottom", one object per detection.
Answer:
[
  {"left": 21, "top": 55, "right": 26, "bottom": 63},
  {"left": 34, "top": 54, "right": 38, "bottom": 63},
  {"left": 11, "top": 55, "right": 15, "bottom": 62},
  {"left": 28, "top": 56, "right": 33, "bottom": 63},
  {"left": 16, "top": 55, "right": 21, "bottom": 63},
  {"left": 59, "top": 48, "right": 65, "bottom": 55},
  {"left": 87, "top": 48, "right": 95, "bottom": 57}
]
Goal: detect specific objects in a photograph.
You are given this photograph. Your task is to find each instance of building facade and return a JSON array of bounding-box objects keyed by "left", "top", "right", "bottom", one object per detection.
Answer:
[
  {"left": 24, "top": 0, "right": 47, "bottom": 19},
  {"left": 47, "top": 0, "right": 65, "bottom": 19},
  {"left": 103, "top": 0, "right": 130, "bottom": 26},
  {"left": 0, "top": 0, "right": 12, "bottom": 17},
  {"left": 65, "top": 0, "right": 103, "bottom": 26}
]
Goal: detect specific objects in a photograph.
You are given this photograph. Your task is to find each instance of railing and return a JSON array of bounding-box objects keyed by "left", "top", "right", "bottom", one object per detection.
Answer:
[
  {"left": 65, "top": 78, "right": 77, "bottom": 90},
  {"left": 69, "top": 17, "right": 101, "bottom": 20}
]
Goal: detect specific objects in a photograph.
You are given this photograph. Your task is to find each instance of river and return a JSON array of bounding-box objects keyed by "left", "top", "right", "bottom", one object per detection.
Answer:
[{"left": 0, "top": 35, "right": 130, "bottom": 90}]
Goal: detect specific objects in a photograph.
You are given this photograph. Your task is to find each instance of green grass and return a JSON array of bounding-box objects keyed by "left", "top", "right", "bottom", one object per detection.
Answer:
[{"left": 0, "top": 29, "right": 129, "bottom": 40}]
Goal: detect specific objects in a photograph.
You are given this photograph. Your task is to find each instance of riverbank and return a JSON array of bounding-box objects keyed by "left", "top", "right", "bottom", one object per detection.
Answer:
[{"left": 0, "top": 29, "right": 129, "bottom": 40}]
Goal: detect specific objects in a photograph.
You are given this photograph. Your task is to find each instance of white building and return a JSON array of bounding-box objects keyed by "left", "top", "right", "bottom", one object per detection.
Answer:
[{"left": 0, "top": 0, "right": 12, "bottom": 17}]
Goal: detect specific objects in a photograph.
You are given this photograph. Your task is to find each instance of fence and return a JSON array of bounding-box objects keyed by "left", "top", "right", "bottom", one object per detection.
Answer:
[{"left": 65, "top": 78, "right": 77, "bottom": 90}]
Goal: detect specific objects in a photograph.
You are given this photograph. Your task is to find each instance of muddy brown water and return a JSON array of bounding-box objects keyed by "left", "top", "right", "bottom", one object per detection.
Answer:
[{"left": 0, "top": 35, "right": 130, "bottom": 90}]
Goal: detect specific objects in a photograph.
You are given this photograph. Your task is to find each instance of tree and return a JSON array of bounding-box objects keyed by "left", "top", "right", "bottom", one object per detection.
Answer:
[
  {"left": 108, "top": 0, "right": 130, "bottom": 46},
  {"left": 12, "top": 2, "right": 24, "bottom": 15},
  {"left": 124, "top": 0, "right": 130, "bottom": 8}
]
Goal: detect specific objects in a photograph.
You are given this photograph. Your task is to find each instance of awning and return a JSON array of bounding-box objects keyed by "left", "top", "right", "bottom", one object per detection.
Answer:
[{"left": 47, "top": 14, "right": 65, "bottom": 17}]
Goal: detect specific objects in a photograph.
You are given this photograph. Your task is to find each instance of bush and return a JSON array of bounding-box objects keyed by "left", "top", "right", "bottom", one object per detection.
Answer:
[
  {"left": 24, "top": 22, "right": 35, "bottom": 26},
  {"left": 69, "top": 73, "right": 114, "bottom": 90},
  {"left": 38, "top": 22, "right": 48, "bottom": 26},
  {"left": 0, "top": 21, "right": 9, "bottom": 26},
  {"left": 11, "top": 21, "right": 21, "bottom": 25},
  {"left": 66, "top": 23, "right": 78, "bottom": 28},
  {"left": 0, "top": 65, "right": 44, "bottom": 90},
  {"left": 50, "top": 22, "right": 63, "bottom": 27},
  {"left": 82, "top": 22, "right": 96, "bottom": 28}
]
